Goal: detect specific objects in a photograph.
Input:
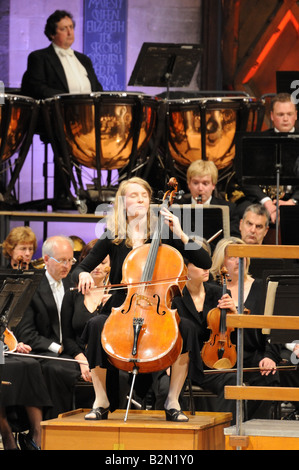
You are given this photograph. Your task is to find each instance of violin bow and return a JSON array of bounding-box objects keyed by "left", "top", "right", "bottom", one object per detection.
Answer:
[
  {"left": 204, "top": 364, "right": 298, "bottom": 374},
  {"left": 5, "top": 350, "right": 89, "bottom": 366},
  {"left": 70, "top": 275, "right": 190, "bottom": 292}
]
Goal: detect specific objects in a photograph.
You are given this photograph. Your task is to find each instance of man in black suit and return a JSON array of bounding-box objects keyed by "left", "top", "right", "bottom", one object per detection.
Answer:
[
  {"left": 239, "top": 93, "right": 299, "bottom": 223},
  {"left": 21, "top": 10, "right": 103, "bottom": 99},
  {"left": 15, "top": 235, "right": 81, "bottom": 418},
  {"left": 181, "top": 159, "right": 241, "bottom": 240},
  {"left": 21, "top": 10, "right": 103, "bottom": 207},
  {"left": 239, "top": 203, "right": 269, "bottom": 246}
]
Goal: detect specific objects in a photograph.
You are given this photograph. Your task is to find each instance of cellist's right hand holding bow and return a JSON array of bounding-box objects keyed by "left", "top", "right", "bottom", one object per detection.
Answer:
[{"left": 78, "top": 272, "right": 95, "bottom": 294}]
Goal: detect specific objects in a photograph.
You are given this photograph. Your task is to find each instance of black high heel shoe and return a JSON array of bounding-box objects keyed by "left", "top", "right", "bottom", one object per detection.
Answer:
[
  {"left": 84, "top": 406, "right": 109, "bottom": 420},
  {"left": 164, "top": 408, "right": 189, "bottom": 422},
  {"left": 18, "top": 433, "right": 41, "bottom": 450}
]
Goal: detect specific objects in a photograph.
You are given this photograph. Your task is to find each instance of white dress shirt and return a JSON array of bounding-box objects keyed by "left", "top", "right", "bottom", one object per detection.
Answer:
[
  {"left": 53, "top": 43, "right": 92, "bottom": 94},
  {"left": 45, "top": 270, "right": 65, "bottom": 353}
]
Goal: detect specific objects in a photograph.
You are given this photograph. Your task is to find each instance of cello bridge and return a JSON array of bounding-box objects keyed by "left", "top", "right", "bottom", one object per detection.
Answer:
[{"left": 136, "top": 294, "right": 153, "bottom": 307}]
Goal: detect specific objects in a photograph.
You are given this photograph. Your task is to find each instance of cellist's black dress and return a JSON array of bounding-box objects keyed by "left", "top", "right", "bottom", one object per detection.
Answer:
[{"left": 72, "top": 230, "right": 212, "bottom": 386}]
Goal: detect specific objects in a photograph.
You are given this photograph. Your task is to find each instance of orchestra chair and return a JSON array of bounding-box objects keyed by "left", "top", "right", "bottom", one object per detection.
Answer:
[{"left": 183, "top": 378, "right": 218, "bottom": 415}]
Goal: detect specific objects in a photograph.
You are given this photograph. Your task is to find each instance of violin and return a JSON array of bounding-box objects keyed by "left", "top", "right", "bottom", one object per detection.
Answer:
[
  {"left": 101, "top": 178, "right": 186, "bottom": 374},
  {"left": 3, "top": 328, "right": 17, "bottom": 352},
  {"left": 13, "top": 256, "right": 29, "bottom": 270},
  {"left": 201, "top": 267, "right": 237, "bottom": 370}
]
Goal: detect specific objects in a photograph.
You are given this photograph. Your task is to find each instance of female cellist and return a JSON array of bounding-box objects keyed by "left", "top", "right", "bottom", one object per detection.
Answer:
[{"left": 72, "top": 177, "right": 212, "bottom": 422}]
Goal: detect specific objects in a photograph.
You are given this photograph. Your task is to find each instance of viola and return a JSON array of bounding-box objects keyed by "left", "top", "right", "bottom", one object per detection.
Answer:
[
  {"left": 201, "top": 267, "right": 237, "bottom": 370},
  {"left": 101, "top": 178, "right": 186, "bottom": 374}
]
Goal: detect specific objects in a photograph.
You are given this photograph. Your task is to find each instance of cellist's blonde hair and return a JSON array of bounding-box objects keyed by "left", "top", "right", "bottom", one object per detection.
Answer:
[{"left": 106, "top": 177, "right": 156, "bottom": 247}]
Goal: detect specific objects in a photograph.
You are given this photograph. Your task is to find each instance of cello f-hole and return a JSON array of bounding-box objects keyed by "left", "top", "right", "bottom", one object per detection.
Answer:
[
  {"left": 153, "top": 293, "right": 166, "bottom": 315},
  {"left": 121, "top": 293, "right": 138, "bottom": 314}
]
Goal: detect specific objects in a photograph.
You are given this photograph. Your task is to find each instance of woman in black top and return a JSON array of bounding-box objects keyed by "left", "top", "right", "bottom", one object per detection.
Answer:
[
  {"left": 210, "top": 237, "right": 281, "bottom": 370},
  {"left": 153, "top": 242, "right": 237, "bottom": 419},
  {"left": 0, "top": 227, "right": 51, "bottom": 450},
  {"left": 72, "top": 177, "right": 212, "bottom": 422},
  {"left": 210, "top": 237, "right": 281, "bottom": 419},
  {"left": 2, "top": 226, "right": 37, "bottom": 269}
]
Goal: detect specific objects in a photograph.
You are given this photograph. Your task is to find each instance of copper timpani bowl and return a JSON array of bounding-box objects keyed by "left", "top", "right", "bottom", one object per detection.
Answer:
[
  {"left": 44, "top": 92, "right": 159, "bottom": 172},
  {"left": 167, "top": 96, "right": 264, "bottom": 170},
  {"left": 0, "top": 93, "right": 38, "bottom": 163}
]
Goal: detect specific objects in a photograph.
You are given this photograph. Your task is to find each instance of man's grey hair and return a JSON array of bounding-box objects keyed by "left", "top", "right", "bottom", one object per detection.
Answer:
[
  {"left": 242, "top": 203, "right": 270, "bottom": 228},
  {"left": 42, "top": 235, "right": 74, "bottom": 257}
]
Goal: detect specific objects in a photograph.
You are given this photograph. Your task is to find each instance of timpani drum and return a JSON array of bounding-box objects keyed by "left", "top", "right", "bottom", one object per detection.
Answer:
[
  {"left": 0, "top": 93, "right": 38, "bottom": 203},
  {"left": 43, "top": 92, "right": 159, "bottom": 208},
  {"left": 0, "top": 93, "right": 38, "bottom": 163},
  {"left": 167, "top": 96, "right": 265, "bottom": 171},
  {"left": 45, "top": 92, "right": 158, "bottom": 171}
]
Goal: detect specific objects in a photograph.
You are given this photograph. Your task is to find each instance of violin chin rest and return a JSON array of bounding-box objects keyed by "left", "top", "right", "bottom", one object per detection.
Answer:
[{"left": 213, "top": 358, "right": 234, "bottom": 370}]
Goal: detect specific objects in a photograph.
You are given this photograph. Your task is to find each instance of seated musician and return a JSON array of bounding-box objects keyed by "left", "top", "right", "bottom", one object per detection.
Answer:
[
  {"left": 238, "top": 203, "right": 297, "bottom": 277},
  {"left": 210, "top": 237, "right": 281, "bottom": 419},
  {"left": 180, "top": 159, "right": 241, "bottom": 238},
  {"left": 239, "top": 203, "right": 270, "bottom": 246},
  {"left": 1, "top": 227, "right": 52, "bottom": 450},
  {"left": 72, "top": 177, "right": 212, "bottom": 422},
  {"left": 2, "top": 226, "right": 37, "bottom": 270},
  {"left": 0, "top": 342, "right": 53, "bottom": 450},
  {"left": 237, "top": 93, "right": 299, "bottom": 222},
  {"left": 151, "top": 238, "right": 237, "bottom": 421},
  {"left": 15, "top": 236, "right": 81, "bottom": 419}
]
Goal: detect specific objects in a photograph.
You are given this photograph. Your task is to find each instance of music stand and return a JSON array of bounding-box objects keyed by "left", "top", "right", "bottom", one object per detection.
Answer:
[
  {"left": 0, "top": 269, "right": 44, "bottom": 392},
  {"left": 280, "top": 205, "right": 299, "bottom": 245},
  {"left": 128, "top": 42, "right": 202, "bottom": 97},
  {"left": 150, "top": 204, "right": 230, "bottom": 244},
  {"left": 262, "top": 271, "right": 299, "bottom": 343},
  {"left": 235, "top": 132, "right": 299, "bottom": 243},
  {"left": 0, "top": 269, "right": 44, "bottom": 331},
  {"left": 128, "top": 43, "right": 202, "bottom": 182}
]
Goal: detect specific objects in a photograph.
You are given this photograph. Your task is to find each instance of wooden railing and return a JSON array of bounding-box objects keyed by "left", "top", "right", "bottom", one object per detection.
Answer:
[{"left": 224, "top": 244, "right": 299, "bottom": 448}]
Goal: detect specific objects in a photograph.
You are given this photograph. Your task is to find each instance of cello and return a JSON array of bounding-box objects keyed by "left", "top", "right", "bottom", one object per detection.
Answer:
[
  {"left": 101, "top": 178, "right": 186, "bottom": 375},
  {"left": 201, "top": 267, "right": 237, "bottom": 370}
]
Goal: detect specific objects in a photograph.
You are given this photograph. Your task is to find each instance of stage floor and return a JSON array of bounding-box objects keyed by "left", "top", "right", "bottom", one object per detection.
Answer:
[
  {"left": 225, "top": 419, "right": 299, "bottom": 450},
  {"left": 41, "top": 408, "right": 232, "bottom": 450}
]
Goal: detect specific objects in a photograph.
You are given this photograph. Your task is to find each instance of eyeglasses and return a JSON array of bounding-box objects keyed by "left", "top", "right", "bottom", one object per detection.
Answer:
[{"left": 49, "top": 257, "right": 77, "bottom": 266}]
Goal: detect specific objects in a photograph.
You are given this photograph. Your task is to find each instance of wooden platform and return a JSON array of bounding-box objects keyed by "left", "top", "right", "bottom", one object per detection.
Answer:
[
  {"left": 225, "top": 419, "right": 299, "bottom": 450},
  {"left": 40, "top": 409, "right": 232, "bottom": 450}
]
